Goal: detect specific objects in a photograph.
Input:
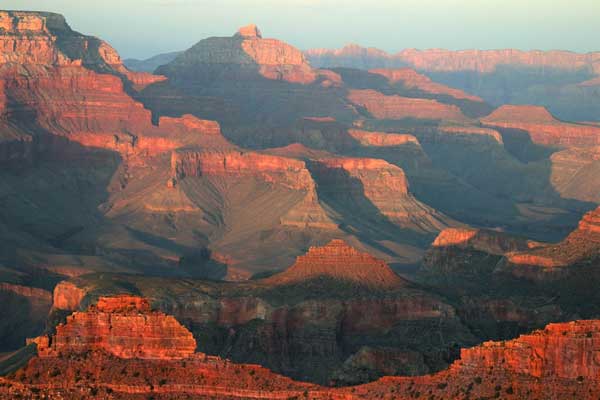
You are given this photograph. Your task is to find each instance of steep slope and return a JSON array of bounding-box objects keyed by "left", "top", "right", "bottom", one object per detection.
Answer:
[
  {"left": 499, "top": 206, "right": 600, "bottom": 280},
  {"left": 4, "top": 310, "right": 600, "bottom": 399},
  {"left": 306, "top": 45, "right": 600, "bottom": 121},
  {"left": 308, "top": 157, "right": 457, "bottom": 235},
  {"left": 50, "top": 246, "right": 476, "bottom": 385},
  {"left": 264, "top": 239, "right": 407, "bottom": 288},
  {"left": 481, "top": 104, "right": 600, "bottom": 147}
]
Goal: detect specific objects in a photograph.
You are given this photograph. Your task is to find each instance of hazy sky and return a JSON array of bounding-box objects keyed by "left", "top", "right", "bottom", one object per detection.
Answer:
[{"left": 4, "top": 0, "right": 599, "bottom": 59}]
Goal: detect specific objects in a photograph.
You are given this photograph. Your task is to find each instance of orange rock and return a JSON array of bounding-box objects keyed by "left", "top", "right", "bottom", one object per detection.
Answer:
[
  {"left": 36, "top": 295, "right": 196, "bottom": 359},
  {"left": 52, "top": 281, "right": 86, "bottom": 311},
  {"left": 499, "top": 206, "right": 600, "bottom": 280},
  {"left": 170, "top": 149, "right": 316, "bottom": 191},
  {"left": 264, "top": 239, "right": 406, "bottom": 288}
]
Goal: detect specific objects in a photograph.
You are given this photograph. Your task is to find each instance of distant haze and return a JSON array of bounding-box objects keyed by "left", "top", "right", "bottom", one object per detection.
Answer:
[{"left": 3, "top": 0, "right": 599, "bottom": 59}]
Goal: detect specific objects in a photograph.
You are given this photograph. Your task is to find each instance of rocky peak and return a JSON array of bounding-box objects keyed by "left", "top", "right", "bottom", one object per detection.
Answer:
[
  {"left": 0, "top": 11, "right": 69, "bottom": 34},
  {"left": 33, "top": 295, "right": 196, "bottom": 359},
  {"left": 235, "top": 24, "right": 262, "bottom": 38},
  {"left": 577, "top": 206, "right": 600, "bottom": 234},
  {"left": 265, "top": 240, "right": 406, "bottom": 288}
]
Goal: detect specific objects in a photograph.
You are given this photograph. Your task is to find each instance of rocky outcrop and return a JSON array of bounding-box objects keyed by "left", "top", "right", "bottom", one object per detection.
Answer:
[
  {"left": 370, "top": 68, "right": 484, "bottom": 102},
  {"left": 457, "top": 320, "right": 600, "bottom": 378},
  {"left": 420, "top": 228, "right": 546, "bottom": 284},
  {"left": 170, "top": 149, "right": 315, "bottom": 191},
  {"left": 309, "top": 157, "right": 455, "bottom": 232},
  {"left": 498, "top": 206, "right": 600, "bottom": 280},
  {"left": 347, "top": 129, "right": 420, "bottom": 147},
  {"left": 264, "top": 239, "right": 406, "bottom": 288},
  {"left": 157, "top": 25, "right": 318, "bottom": 84},
  {"left": 33, "top": 295, "right": 196, "bottom": 359},
  {"left": 306, "top": 46, "right": 600, "bottom": 121},
  {"left": 47, "top": 266, "right": 474, "bottom": 385},
  {"left": 481, "top": 104, "right": 600, "bottom": 147},
  {"left": 0, "top": 10, "right": 224, "bottom": 163},
  {"left": 5, "top": 320, "right": 600, "bottom": 399},
  {"left": 436, "top": 125, "right": 503, "bottom": 144},
  {"left": 52, "top": 280, "right": 87, "bottom": 311},
  {"left": 348, "top": 89, "right": 469, "bottom": 121},
  {"left": 430, "top": 228, "right": 539, "bottom": 255}
]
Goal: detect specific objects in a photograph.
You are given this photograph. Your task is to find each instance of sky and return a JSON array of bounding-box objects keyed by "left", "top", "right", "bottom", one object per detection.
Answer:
[{"left": 3, "top": 0, "right": 600, "bottom": 60}]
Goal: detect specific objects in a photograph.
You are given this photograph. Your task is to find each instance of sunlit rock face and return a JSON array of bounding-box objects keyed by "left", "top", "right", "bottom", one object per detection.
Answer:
[
  {"left": 264, "top": 239, "right": 407, "bottom": 288},
  {"left": 5, "top": 319, "right": 600, "bottom": 399},
  {"left": 32, "top": 295, "right": 197, "bottom": 359}
]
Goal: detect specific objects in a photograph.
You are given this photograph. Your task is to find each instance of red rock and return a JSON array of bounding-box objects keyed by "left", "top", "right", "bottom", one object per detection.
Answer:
[
  {"left": 348, "top": 89, "right": 469, "bottom": 121},
  {"left": 170, "top": 149, "right": 315, "bottom": 191},
  {"left": 6, "top": 319, "right": 600, "bottom": 399},
  {"left": 264, "top": 239, "right": 407, "bottom": 288},
  {"left": 52, "top": 280, "right": 86, "bottom": 311},
  {"left": 499, "top": 206, "right": 600, "bottom": 280},
  {"left": 35, "top": 295, "right": 196, "bottom": 359},
  {"left": 481, "top": 104, "right": 600, "bottom": 147},
  {"left": 431, "top": 228, "right": 539, "bottom": 255}
]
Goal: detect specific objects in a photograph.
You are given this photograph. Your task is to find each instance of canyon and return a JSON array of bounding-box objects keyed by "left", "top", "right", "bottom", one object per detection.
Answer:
[
  {"left": 2, "top": 295, "right": 600, "bottom": 399},
  {"left": 1, "top": 9, "right": 600, "bottom": 400}
]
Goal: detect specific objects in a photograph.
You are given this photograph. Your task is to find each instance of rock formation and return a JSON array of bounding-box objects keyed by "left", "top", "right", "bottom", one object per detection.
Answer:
[
  {"left": 499, "top": 206, "right": 600, "bottom": 280},
  {"left": 347, "top": 129, "right": 420, "bottom": 147},
  {"left": 370, "top": 68, "right": 484, "bottom": 102},
  {"left": 348, "top": 89, "right": 469, "bottom": 121},
  {"left": 306, "top": 45, "right": 600, "bottom": 121},
  {"left": 32, "top": 295, "right": 196, "bottom": 359},
  {"left": 264, "top": 239, "right": 406, "bottom": 288},
  {"left": 481, "top": 105, "right": 600, "bottom": 147},
  {"left": 49, "top": 266, "right": 474, "bottom": 384},
  {"left": 309, "top": 157, "right": 456, "bottom": 232},
  {"left": 4, "top": 319, "right": 600, "bottom": 399},
  {"left": 157, "top": 24, "right": 318, "bottom": 84}
]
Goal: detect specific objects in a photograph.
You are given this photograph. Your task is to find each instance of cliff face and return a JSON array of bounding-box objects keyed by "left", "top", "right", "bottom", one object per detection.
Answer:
[
  {"left": 306, "top": 45, "right": 600, "bottom": 121},
  {"left": 347, "top": 129, "right": 420, "bottom": 147},
  {"left": 0, "top": 10, "right": 221, "bottom": 164},
  {"left": 307, "top": 45, "right": 600, "bottom": 75},
  {"left": 33, "top": 295, "right": 196, "bottom": 359},
  {"left": 341, "top": 320, "right": 600, "bottom": 400},
  {"left": 369, "top": 68, "right": 483, "bottom": 102},
  {"left": 481, "top": 105, "right": 600, "bottom": 147},
  {"left": 348, "top": 89, "right": 469, "bottom": 121},
  {"left": 50, "top": 262, "right": 475, "bottom": 385},
  {"left": 499, "top": 206, "right": 600, "bottom": 280},
  {"left": 309, "top": 157, "right": 455, "bottom": 232},
  {"left": 157, "top": 25, "right": 317, "bottom": 84},
  {"left": 5, "top": 319, "right": 600, "bottom": 399},
  {"left": 170, "top": 149, "right": 315, "bottom": 191}
]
